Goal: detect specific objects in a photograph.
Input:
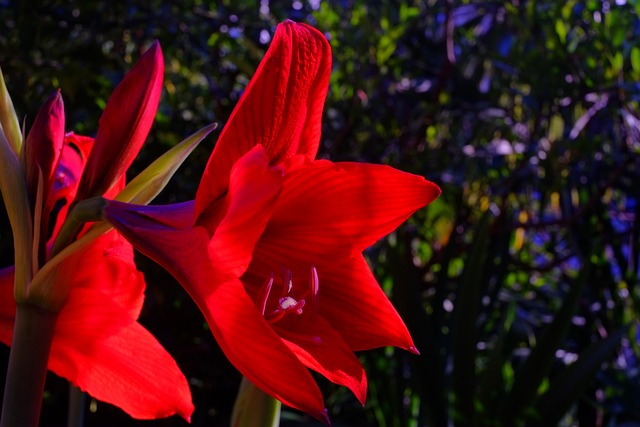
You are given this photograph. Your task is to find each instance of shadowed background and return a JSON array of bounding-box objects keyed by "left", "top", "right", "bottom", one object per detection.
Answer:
[{"left": 1, "top": 1, "right": 640, "bottom": 426}]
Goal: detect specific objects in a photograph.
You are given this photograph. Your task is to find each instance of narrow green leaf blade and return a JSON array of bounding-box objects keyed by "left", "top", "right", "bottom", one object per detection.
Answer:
[
  {"left": 0, "top": 128, "right": 32, "bottom": 299},
  {"left": 116, "top": 123, "right": 217, "bottom": 204},
  {"left": 0, "top": 67, "right": 23, "bottom": 155}
]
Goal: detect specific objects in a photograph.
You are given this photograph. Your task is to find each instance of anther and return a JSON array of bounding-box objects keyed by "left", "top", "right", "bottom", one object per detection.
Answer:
[
  {"left": 282, "top": 270, "right": 293, "bottom": 296},
  {"left": 258, "top": 267, "right": 320, "bottom": 323},
  {"left": 265, "top": 297, "right": 305, "bottom": 323}
]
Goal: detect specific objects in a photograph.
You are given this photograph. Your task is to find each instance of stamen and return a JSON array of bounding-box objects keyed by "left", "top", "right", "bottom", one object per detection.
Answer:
[
  {"left": 265, "top": 310, "right": 286, "bottom": 323},
  {"left": 310, "top": 266, "right": 319, "bottom": 321},
  {"left": 265, "top": 298, "right": 305, "bottom": 323},
  {"left": 258, "top": 267, "right": 320, "bottom": 323},
  {"left": 257, "top": 274, "right": 274, "bottom": 316},
  {"left": 281, "top": 270, "right": 293, "bottom": 296}
]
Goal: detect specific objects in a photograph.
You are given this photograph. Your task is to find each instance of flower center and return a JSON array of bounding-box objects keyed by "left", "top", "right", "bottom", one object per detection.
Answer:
[{"left": 257, "top": 266, "right": 319, "bottom": 324}]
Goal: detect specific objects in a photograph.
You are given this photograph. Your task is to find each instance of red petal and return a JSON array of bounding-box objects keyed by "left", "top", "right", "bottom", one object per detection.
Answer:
[
  {"left": 75, "top": 41, "right": 164, "bottom": 200},
  {"left": 247, "top": 249, "right": 416, "bottom": 352},
  {"left": 276, "top": 315, "right": 367, "bottom": 405},
  {"left": 261, "top": 159, "right": 441, "bottom": 258},
  {"left": 106, "top": 147, "right": 283, "bottom": 279},
  {"left": 47, "top": 133, "right": 94, "bottom": 245},
  {"left": 104, "top": 205, "right": 329, "bottom": 422},
  {"left": 207, "top": 279, "right": 330, "bottom": 423},
  {"left": 42, "top": 226, "right": 145, "bottom": 316},
  {"left": 72, "top": 230, "right": 145, "bottom": 318},
  {"left": 318, "top": 254, "right": 417, "bottom": 351},
  {"left": 195, "top": 21, "right": 331, "bottom": 217},
  {"left": 51, "top": 286, "right": 193, "bottom": 420},
  {"left": 0, "top": 258, "right": 192, "bottom": 420},
  {"left": 208, "top": 145, "right": 283, "bottom": 276},
  {"left": 0, "top": 267, "right": 16, "bottom": 346}
]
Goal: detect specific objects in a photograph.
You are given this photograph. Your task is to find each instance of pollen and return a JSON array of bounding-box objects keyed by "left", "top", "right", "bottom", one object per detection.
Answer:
[{"left": 279, "top": 296, "right": 301, "bottom": 310}]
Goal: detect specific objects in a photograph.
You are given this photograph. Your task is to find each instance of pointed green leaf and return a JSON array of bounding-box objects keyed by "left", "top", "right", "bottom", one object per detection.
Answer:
[
  {"left": 116, "top": 123, "right": 217, "bottom": 204},
  {"left": 0, "top": 128, "right": 32, "bottom": 300},
  {"left": 0, "top": 67, "right": 23, "bottom": 155},
  {"left": 531, "top": 328, "right": 625, "bottom": 425}
]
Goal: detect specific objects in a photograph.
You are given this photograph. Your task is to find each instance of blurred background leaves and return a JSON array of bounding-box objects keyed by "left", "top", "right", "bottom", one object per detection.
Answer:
[{"left": 1, "top": 0, "right": 640, "bottom": 426}]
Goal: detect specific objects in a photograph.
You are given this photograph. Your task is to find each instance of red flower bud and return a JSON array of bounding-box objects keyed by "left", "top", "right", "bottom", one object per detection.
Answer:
[
  {"left": 23, "top": 89, "right": 65, "bottom": 211},
  {"left": 75, "top": 41, "right": 164, "bottom": 201}
]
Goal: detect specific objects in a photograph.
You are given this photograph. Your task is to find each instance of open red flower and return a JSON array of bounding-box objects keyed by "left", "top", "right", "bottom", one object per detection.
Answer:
[
  {"left": 0, "top": 42, "right": 192, "bottom": 420},
  {"left": 103, "top": 21, "right": 441, "bottom": 423}
]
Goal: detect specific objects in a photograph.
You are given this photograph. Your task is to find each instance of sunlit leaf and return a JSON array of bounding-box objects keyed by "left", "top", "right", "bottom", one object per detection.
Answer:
[
  {"left": 116, "top": 123, "right": 216, "bottom": 205},
  {"left": 0, "top": 67, "right": 22, "bottom": 155},
  {"left": 0, "top": 127, "right": 32, "bottom": 299}
]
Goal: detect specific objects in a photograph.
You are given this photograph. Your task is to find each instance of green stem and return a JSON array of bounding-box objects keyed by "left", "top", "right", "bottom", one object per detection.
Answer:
[
  {"left": 67, "top": 385, "right": 86, "bottom": 427},
  {"left": 49, "top": 197, "right": 107, "bottom": 258},
  {"left": 0, "top": 303, "right": 58, "bottom": 427},
  {"left": 231, "top": 377, "right": 281, "bottom": 427}
]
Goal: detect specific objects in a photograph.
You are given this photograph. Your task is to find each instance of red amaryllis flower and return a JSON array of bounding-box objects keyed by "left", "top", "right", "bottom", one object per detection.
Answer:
[
  {"left": 0, "top": 41, "right": 193, "bottom": 421},
  {"left": 0, "top": 234, "right": 193, "bottom": 420},
  {"left": 103, "top": 21, "right": 441, "bottom": 423},
  {"left": 0, "top": 131, "right": 193, "bottom": 420}
]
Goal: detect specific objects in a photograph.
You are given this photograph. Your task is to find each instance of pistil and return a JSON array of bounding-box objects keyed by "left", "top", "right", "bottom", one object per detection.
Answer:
[{"left": 256, "top": 267, "right": 320, "bottom": 324}]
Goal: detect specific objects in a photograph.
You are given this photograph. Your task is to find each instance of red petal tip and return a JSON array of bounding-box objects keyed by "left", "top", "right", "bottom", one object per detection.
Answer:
[
  {"left": 321, "top": 408, "right": 331, "bottom": 425},
  {"left": 408, "top": 345, "right": 420, "bottom": 355},
  {"left": 147, "top": 40, "right": 162, "bottom": 55}
]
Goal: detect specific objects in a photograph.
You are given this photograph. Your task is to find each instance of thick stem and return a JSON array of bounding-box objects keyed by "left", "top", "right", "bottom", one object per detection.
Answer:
[
  {"left": 67, "top": 385, "right": 86, "bottom": 427},
  {"left": 0, "top": 303, "right": 58, "bottom": 427},
  {"left": 231, "top": 377, "right": 281, "bottom": 427}
]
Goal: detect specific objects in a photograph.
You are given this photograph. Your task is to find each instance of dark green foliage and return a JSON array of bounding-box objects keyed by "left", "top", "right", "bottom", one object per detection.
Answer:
[{"left": 1, "top": 0, "right": 639, "bottom": 426}]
